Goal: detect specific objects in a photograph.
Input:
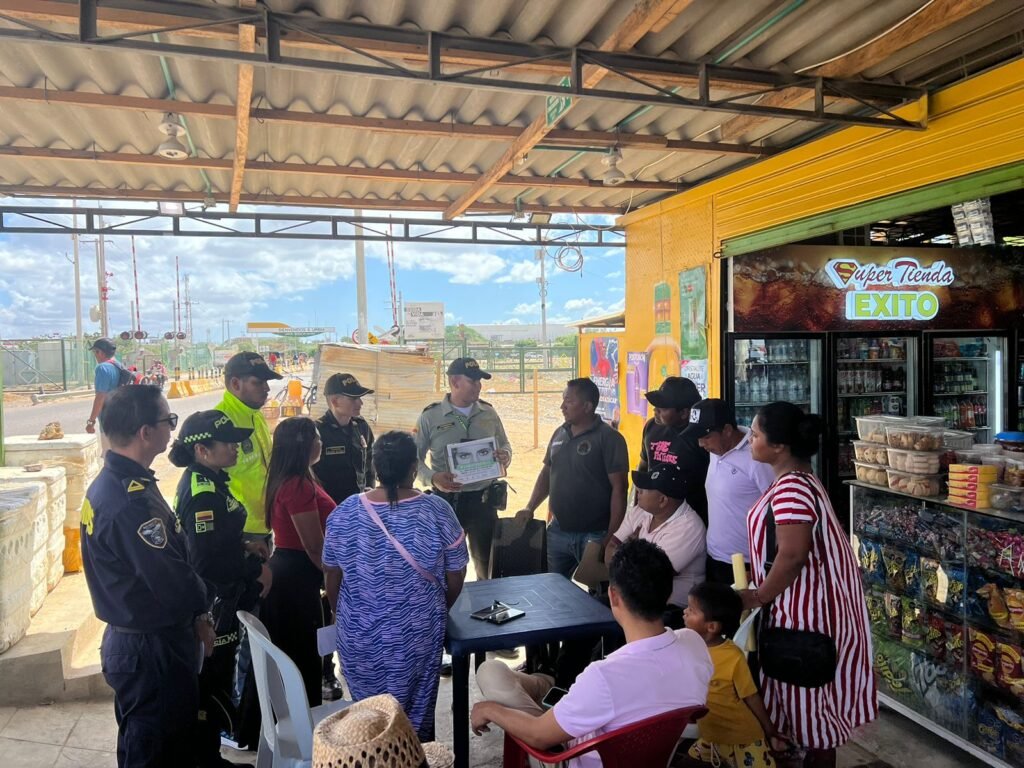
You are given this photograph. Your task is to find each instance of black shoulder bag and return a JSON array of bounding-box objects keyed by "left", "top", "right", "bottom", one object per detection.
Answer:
[{"left": 758, "top": 474, "right": 838, "bottom": 689}]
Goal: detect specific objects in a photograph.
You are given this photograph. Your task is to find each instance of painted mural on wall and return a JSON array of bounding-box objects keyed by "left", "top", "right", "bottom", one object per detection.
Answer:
[
  {"left": 589, "top": 336, "right": 620, "bottom": 426},
  {"left": 678, "top": 266, "right": 709, "bottom": 396},
  {"left": 626, "top": 351, "right": 649, "bottom": 418},
  {"left": 733, "top": 245, "right": 1024, "bottom": 332}
]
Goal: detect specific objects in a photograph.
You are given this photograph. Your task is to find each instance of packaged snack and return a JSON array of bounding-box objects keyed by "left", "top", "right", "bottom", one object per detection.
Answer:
[
  {"left": 901, "top": 597, "right": 924, "bottom": 649},
  {"left": 884, "top": 592, "right": 903, "bottom": 639},
  {"left": 991, "top": 483, "right": 1024, "bottom": 511},
  {"left": 945, "top": 564, "right": 966, "bottom": 613},
  {"left": 873, "top": 636, "right": 913, "bottom": 698},
  {"left": 997, "top": 642, "right": 1024, "bottom": 696},
  {"left": 887, "top": 447, "right": 943, "bottom": 474},
  {"left": 969, "top": 626, "right": 998, "bottom": 684},
  {"left": 904, "top": 550, "right": 920, "bottom": 598},
  {"left": 999, "top": 706, "right": 1024, "bottom": 764},
  {"left": 854, "top": 461, "right": 888, "bottom": 486},
  {"left": 949, "top": 463, "right": 999, "bottom": 478},
  {"left": 975, "top": 704, "right": 1005, "bottom": 759},
  {"left": 886, "top": 423, "right": 944, "bottom": 451},
  {"left": 882, "top": 546, "right": 909, "bottom": 592},
  {"left": 949, "top": 478, "right": 987, "bottom": 492},
  {"left": 886, "top": 468, "right": 942, "bottom": 497},
  {"left": 1006, "top": 588, "right": 1024, "bottom": 630},
  {"left": 858, "top": 538, "right": 886, "bottom": 586},
  {"left": 910, "top": 652, "right": 964, "bottom": 729},
  {"left": 921, "top": 558, "right": 940, "bottom": 602},
  {"left": 853, "top": 441, "right": 889, "bottom": 465},
  {"left": 945, "top": 620, "right": 965, "bottom": 666},
  {"left": 855, "top": 415, "right": 897, "bottom": 444},
  {"left": 866, "top": 590, "right": 887, "bottom": 636},
  {"left": 1004, "top": 459, "right": 1024, "bottom": 488},
  {"left": 977, "top": 583, "right": 1011, "bottom": 628},
  {"left": 926, "top": 614, "right": 946, "bottom": 660}
]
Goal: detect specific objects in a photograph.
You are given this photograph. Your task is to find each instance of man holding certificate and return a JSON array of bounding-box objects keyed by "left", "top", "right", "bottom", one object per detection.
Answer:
[{"left": 415, "top": 357, "right": 512, "bottom": 580}]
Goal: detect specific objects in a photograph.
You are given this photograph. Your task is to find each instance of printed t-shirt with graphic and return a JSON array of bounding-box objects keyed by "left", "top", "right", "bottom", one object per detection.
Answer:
[
  {"left": 543, "top": 417, "right": 629, "bottom": 533},
  {"left": 638, "top": 418, "right": 709, "bottom": 522},
  {"left": 613, "top": 501, "right": 706, "bottom": 607},
  {"left": 269, "top": 476, "right": 336, "bottom": 551},
  {"left": 705, "top": 426, "right": 775, "bottom": 563},
  {"left": 552, "top": 627, "right": 713, "bottom": 768}
]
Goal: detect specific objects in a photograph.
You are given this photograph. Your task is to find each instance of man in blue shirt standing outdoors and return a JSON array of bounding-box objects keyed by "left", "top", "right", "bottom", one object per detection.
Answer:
[{"left": 86, "top": 338, "right": 128, "bottom": 450}]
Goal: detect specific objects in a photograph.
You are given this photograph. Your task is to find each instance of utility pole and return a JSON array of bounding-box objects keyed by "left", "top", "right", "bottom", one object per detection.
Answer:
[
  {"left": 354, "top": 210, "right": 368, "bottom": 344},
  {"left": 130, "top": 236, "right": 142, "bottom": 337},
  {"left": 536, "top": 247, "right": 549, "bottom": 367},
  {"left": 95, "top": 211, "right": 110, "bottom": 337}
]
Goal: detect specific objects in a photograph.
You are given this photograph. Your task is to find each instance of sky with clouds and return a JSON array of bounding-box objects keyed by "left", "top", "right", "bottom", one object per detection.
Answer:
[{"left": 0, "top": 199, "right": 625, "bottom": 342}]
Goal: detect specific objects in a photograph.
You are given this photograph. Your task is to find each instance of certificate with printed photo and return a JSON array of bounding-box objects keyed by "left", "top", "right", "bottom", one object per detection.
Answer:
[{"left": 447, "top": 437, "right": 501, "bottom": 484}]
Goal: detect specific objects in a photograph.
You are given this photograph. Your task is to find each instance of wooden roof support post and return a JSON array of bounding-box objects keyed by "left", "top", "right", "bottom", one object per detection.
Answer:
[
  {"left": 715, "top": 0, "right": 994, "bottom": 142},
  {"left": 442, "top": 0, "right": 695, "bottom": 220},
  {"left": 229, "top": 0, "right": 256, "bottom": 212}
]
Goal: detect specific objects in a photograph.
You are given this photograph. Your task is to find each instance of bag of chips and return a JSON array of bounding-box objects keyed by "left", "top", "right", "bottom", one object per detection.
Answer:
[
  {"left": 969, "top": 626, "right": 998, "bottom": 684},
  {"left": 977, "top": 583, "right": 1011, "bottom": 628}
]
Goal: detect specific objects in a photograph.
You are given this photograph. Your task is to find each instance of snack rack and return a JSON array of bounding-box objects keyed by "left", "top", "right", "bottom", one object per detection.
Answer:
[{"left": 850, "top": 481, "right": 1024, "bottom": 766}]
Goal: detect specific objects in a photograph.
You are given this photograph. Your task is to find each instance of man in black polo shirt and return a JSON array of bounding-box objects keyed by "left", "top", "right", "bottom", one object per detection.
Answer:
[
  {"left": 638, "top": 376, "right": 709, "bottom": 524},
  {"left": 516, "top": 378, "right": 629, "bottom": 578}
]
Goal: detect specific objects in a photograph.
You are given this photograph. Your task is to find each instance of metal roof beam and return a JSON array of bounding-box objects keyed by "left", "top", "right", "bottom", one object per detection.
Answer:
[
  {"left": 716, "top": 0, "right": 995, "bottom": 141},
  {"left": 0, "top": 204, "right": 625, "bottom": 248},
  {"left": 0, "top": 0, "right": 752, "bottom": 93},
  {"left": 0, "top": 145, "right": 681, "bottom": 191},
  {"left": 443, "top": 0, "right": 698, "bottom": 219},
  {"left": 0, "top": 185, "right": 623, "bottom": 216},
  {"left": 0, "top": 86, "right": 771, "bottom": 157}
]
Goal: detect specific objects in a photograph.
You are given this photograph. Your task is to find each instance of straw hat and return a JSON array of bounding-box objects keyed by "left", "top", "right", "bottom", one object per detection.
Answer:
[{"left": 312, "top": 694, "right": 454, "bottom": 768}]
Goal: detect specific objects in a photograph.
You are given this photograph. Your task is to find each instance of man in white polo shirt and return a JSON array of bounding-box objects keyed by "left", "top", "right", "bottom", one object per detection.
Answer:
[
  {"left": 684, "top": 399, "right": 775, "bottom": 585},
  {"left": 470, "top": 539, "right": 712, "bottom": 768}
]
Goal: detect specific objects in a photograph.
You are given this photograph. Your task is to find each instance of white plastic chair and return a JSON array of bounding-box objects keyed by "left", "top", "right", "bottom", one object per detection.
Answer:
[{"left": 237, "top": 610, "right": 350, "bottom": 768}]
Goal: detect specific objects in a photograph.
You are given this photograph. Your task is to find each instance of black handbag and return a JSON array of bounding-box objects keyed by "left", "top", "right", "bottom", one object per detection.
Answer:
[{"left": 757, "top": 474, "right": 838, "bottom": 689}]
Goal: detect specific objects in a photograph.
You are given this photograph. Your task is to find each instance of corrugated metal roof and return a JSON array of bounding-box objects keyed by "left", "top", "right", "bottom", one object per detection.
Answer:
[{"left": 0, "top": 0, "right": 1022, "bottom": 215}]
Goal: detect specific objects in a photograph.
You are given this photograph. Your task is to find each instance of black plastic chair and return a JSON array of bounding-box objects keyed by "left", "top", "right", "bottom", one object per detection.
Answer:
[{"left": 488, "top": 518, "right": 546, "bottom": 579}]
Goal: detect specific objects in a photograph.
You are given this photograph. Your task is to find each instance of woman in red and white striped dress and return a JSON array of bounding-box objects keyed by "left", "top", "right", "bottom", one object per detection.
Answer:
[{"left": 740, "top": 402, "right": 877, "bottom": 768}]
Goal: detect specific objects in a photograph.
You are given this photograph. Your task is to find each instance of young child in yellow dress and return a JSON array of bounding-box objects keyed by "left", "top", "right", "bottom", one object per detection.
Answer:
[{"left": 684, "top": 582, "right": 789, "bottom": 768}]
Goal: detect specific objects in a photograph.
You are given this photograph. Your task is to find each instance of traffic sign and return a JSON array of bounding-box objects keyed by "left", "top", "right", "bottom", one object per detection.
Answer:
[{"left": 546, "top": 77, "right": 572, "bottom": 126}]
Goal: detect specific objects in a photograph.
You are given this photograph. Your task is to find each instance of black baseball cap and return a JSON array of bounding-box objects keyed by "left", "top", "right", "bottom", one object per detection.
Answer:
[
  {"left": 683, "top": 398, "right": 737, "bottom": 438},
  {"left": 89, "top": 338, "right": 116, "bottom": 355},
  {"left": 644, "top": 377, "right": 700, "bottom": 410},
  {"left": 324, "top": 372, "right": 374, "bottom": 397},
  {"left": 223, "top": 352, "right": 283, "bottom": 381},
  {"left": 447, "top": 357, "right": 492, "bottom": 380},
  {"left": 177, "top": 410, "right": 253, "bottom": 446},
  {"left": 631, "top": 464, "right": 689, "bottom": 500}
]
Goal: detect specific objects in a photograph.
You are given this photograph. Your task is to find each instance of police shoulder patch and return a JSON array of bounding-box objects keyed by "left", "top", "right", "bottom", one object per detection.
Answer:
[
  {"left": 137, "top": 517, "right": 168, "bottom": 548},
  {"left": 191, "top": 472, "right": 216, "bottom": 496},
  {"left": 126, "top": 479, "right": 147, "bottom": 493},
  {"left": 195, "top": 510, "right": 215, "bottom": 534},
  {"left": 81, "top": 498, "right": 95, "bottom": 536},
  {"left": 422, "top": 401, "right": 441, "bottom": 413}
]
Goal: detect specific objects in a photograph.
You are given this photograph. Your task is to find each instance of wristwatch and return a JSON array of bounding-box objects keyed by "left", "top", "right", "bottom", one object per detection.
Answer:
[{"left": 86, "top": 419, "right": 95, "bottom": 426}]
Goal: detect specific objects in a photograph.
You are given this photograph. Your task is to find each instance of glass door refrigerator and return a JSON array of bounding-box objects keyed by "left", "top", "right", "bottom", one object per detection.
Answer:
[
  {"left": 727, "top": 334, "right": 823, "bottom": 470},
  {"left": 924, "top": 334, "right": 1008, "bottom": 442}
]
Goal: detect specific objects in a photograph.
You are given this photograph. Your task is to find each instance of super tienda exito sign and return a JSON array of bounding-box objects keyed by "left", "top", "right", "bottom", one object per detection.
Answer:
[{"left": 825, "top": 257, "right": 956, "bottom": 321}]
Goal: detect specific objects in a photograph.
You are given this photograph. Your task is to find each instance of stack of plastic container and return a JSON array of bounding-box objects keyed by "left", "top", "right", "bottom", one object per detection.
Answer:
[
  {"left": 884, "top": 418, "right": 945, "bottom": 498},
  {"left": 852, "top": 415, "right": 903, "bottom": 488}
]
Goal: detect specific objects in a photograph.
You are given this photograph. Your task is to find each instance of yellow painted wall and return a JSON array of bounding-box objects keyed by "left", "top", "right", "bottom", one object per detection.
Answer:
[{"left": 617, "top": 57, "right": 1024, "bottom": 454}]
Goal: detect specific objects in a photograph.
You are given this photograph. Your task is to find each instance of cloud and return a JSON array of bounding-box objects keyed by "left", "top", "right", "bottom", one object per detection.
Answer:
[
  {"left": 511, "top": 301, "right": 540, "bottom": 315},
  {"left": 388, "top": 249, "right": 507, "bottom": 285},
  {"left": 564, "top": 297, "right": 599, "bottom": 311},
  {"left": 605, "top": 270, "right": 623, "bottom": 278},
  {"left": 495, "top": 260, "right": 541, "bottom": 284}
]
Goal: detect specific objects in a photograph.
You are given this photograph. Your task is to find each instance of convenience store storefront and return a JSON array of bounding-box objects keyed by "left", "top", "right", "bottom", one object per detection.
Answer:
[{"left": 615, "top": 58, "right": 1024, "bottom": 765}]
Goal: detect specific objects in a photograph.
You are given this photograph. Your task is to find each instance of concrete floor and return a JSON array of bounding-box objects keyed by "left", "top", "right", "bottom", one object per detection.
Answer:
[{"left": 0, "top": 664, "right": 996, "bottom": 768}]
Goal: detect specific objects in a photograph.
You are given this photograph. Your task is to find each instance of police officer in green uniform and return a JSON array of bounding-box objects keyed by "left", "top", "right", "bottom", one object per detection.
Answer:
[
  {"left": 80, "top": 385, "right": 214, "bottom": 768},
  {"left": 170, "top": 411, "right": 273, "bottom": 768},
  {"left": 415, "top": 357, "right": 512, "bottom": 579},
  {"left": 313, "top": 372, "right": 376, "bottom": 504},
  {"left": 312, "top": 372, "right": 375, "bottom": 699}
]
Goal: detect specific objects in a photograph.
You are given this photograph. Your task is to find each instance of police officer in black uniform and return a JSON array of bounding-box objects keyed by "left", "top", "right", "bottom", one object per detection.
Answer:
[
  {"left": 80, "top": 385, "right": 213, "bottom": 768},
  {"left": 170, "top": 411, "right": 273, "bottom": 767},
  {"left": 313, "top": 372, "right": 376, "bottom": 504},
  {"left": 312, "top": 371, "right": 375, "bottom": 699}
]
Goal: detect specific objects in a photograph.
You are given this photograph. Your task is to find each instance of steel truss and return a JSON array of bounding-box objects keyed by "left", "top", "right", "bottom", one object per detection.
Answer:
[
  {"left": 0, "top": 205, "right": 625, "bottom": 248},
  {"left": 0, "top": 0, "right": 927, "bottom": 132}
]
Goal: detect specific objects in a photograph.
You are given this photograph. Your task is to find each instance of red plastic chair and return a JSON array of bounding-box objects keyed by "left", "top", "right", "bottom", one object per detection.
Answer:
[{"left": 502, "top": 705, "right": 707, "bottom": 767}]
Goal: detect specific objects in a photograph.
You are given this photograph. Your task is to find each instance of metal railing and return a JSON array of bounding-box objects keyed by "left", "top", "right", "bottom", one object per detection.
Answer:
[{"left": 431, "top": 340, "right": 578, "bottom": 394}]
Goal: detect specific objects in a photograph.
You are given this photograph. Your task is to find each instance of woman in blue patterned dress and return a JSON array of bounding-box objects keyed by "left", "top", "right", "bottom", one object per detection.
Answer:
[{"left": 323, "top": 430, "right": 468, "bottom": 740}]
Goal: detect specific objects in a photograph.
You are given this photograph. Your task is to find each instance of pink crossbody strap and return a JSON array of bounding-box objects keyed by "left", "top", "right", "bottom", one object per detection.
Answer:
[{"left": 358, "top": 493, "right": 438, "bottom": 586}]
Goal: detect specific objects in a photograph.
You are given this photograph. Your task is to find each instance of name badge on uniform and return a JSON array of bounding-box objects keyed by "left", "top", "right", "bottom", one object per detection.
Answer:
[
  {"left": 435, "top": 422, "right": 456, "bottom": 433},
  {"left": 325, "top": 445, "right": 346, "bottom": 456},
  {"left": 137, "top": 518, "right": 168, "bottom": 549}
]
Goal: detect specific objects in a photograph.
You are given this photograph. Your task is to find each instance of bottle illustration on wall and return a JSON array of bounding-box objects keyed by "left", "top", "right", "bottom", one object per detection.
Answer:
[{"left": 648, "top": 281, "right": 681, "bottom": 394}]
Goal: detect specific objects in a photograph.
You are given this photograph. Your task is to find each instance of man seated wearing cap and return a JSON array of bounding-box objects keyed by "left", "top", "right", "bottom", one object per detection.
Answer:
[
  {"left": 415, "top": 357, "right": 511, "bottom": 580},
  {"left": 684, "top": 399, "right": 775, "bottom": 585},
  {"left": 638, "top": 376, "right": 709, "bottom": 524},
  {"left": 605, "top": 462, "right": 706, "bottom": 616},
  {"left": 471, "top": 539, "right": 712, "bottom": 767}
]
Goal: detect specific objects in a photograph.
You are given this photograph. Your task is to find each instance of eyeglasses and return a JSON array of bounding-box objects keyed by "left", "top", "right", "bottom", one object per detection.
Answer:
[{"left": 154, "top": 413, "right": 179, "bottom": 430}]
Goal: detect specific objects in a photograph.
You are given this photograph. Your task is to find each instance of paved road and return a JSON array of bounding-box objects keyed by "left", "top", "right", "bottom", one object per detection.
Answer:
[{"left": 2, "top": 372, "right": 313, "bottom": 437}]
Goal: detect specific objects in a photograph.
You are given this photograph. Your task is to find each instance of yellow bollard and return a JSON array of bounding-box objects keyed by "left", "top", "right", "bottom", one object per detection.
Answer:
[{"left": 533, "top": 369, "right": 539, "bottom": 449}]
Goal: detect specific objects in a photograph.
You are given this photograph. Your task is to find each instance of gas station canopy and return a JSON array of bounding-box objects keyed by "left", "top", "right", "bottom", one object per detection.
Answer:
[{"left": 0, "top": 0, "right": 1021, "bottom": 219}]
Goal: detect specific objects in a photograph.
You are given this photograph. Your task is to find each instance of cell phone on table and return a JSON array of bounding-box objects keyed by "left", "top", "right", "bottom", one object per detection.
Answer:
[{"left": 541, "top": 686, "right": 569, "bottom": 710}]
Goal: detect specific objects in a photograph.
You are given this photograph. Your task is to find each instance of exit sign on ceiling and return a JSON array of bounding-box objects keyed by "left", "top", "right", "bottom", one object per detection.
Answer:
[{"left": 546, "top": 76, "right": 572, "bottom": 126}]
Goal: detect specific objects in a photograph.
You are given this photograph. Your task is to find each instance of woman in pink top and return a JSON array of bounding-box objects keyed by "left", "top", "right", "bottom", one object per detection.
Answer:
[{"left": 260, "top": 416, "right": 336, "bottom": 707}]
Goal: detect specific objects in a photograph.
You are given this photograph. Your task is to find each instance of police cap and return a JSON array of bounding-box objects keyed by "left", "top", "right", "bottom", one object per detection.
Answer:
[
  {"left": 224, "top": 352, "right": 283, "bottom": 381},
  {"left": 447, "top": 357, "right": 492, "bottom": 380},
  {"left": 324, "top": 373, "right": 374, "bottom": 398},
  {"left": 176, "top": 410, "right": 254, "bottom": 446}
]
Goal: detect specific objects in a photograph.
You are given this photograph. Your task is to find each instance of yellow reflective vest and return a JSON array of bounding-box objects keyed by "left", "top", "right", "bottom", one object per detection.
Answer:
[{"left": 214, "top": 391, "right": 272, "bottom": 535}]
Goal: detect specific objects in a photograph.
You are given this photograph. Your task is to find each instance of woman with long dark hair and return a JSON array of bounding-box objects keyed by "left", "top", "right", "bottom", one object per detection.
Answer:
[
  {"left": 323, "top": 430, "right": 468, "bottom": 741},
  {"left": 260, "top": 416, "right": 336, "bottom": 706},
  {"left": 741, "top": 402, "right": 876, "bottom": 768}
]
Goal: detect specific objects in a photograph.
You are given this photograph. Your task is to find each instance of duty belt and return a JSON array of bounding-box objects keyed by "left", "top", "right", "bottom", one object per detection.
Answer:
[{"left": 109, "top": 618, "right": 192, "bottom": 634}]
